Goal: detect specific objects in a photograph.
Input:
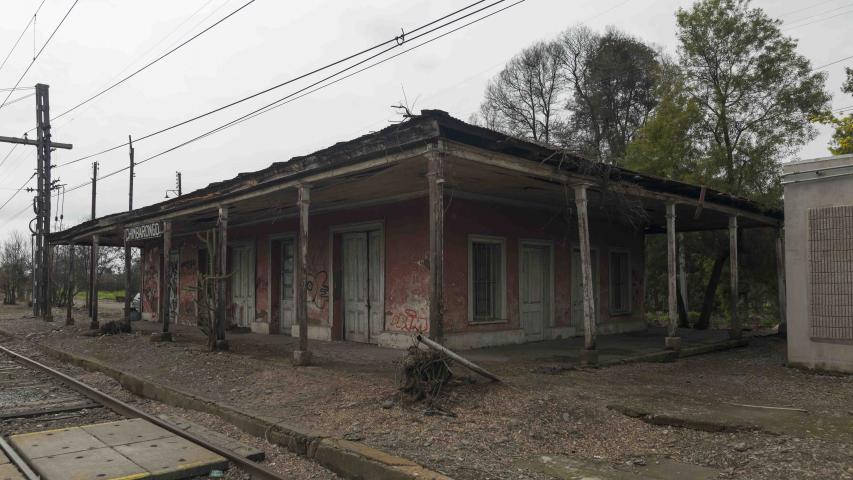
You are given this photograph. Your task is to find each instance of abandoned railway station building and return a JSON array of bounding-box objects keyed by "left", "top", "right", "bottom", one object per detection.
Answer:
[{"left": 51, "top": 110, "right": 783, "bottom": 362}]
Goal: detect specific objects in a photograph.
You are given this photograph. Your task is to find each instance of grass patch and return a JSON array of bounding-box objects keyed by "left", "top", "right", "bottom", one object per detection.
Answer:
[{"left": 74, "top": 290, "right": 126, "bottom": 302}]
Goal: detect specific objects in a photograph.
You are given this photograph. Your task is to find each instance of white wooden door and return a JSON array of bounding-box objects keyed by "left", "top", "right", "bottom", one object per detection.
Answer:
[
  {"left": 571, "top": 248, "right": 598, "bottom": 326},
  {"left": 520, "top": 244, "right": 549, "bottom": 339},
  {"left": 231, "top": 244, "right": 255, "bottom": 328},
  {"left": 343, "top": 233, "right": 369, "bottom": 342},
  {"left": 368, "top": 230, "right": 383, "bottom": 341},
  {"left": 168, "top": 250, "right": 180, "bottom": 322},
  {"left": 280, "top": 238, "right": 295, "bottom": 333}
]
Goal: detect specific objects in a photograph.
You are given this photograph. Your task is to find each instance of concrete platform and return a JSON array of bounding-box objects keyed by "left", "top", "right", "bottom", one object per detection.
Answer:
[
  {"left": 0, "top": 463, "right": 26, "bottom": 480},
  {"left": 157, "top": 414, "right": 264, "bottom": 461},
  {"left": 9, "top": 419, "right": 227, "bottom": 480}
]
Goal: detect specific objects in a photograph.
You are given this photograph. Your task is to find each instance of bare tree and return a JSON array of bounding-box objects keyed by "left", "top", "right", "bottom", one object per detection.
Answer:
[
  {"left": 0, "top": 231, "right": 30, "bottom": 305},
  {"left": 477, "top": 41, "right": 566, "bottom": 144}
]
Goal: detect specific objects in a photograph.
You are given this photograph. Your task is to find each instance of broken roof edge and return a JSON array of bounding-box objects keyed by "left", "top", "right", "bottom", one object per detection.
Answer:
[{"left": 51, "top": 108, "right": 782, "bottom": 244}]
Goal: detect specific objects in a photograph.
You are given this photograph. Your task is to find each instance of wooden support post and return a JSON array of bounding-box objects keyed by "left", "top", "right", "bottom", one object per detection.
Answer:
[
  {"left": 214, "top": 207, "right": 229, "bottom": 350},
  {"left": 678, "top": 232, "right": 688, "bottom": 313},
  {"left": 160, "top": 222, "right": 173, "bottom": 341},
  {"left": 65, "top": 245, "right": 74, "bottom": 326},
  {"left": 89, "top": 235, "right": 99, "bottom": 330},
  {"left": 729, "top": 216, "right": 740, "bottom": 339},
  {"left": 573, "top": 183, "right": 597, "bottom": 365},
  {"left": 427, "top": 147, "right": 445, "bottom": 343},
  {"left": 293, "top": 185, "right": 311, "bottom": 366},
  {"left": 123, "top": 242, "right": 132, "bottom": 330},
  {"left": 665, "top": 203, "right": 681, "bottom": 350},
  {"left": 775, "top": 228, "right": 787, "bottom": 337}
]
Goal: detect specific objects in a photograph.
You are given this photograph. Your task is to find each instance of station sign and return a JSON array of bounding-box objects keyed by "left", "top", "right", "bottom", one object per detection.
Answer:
[{"left": 125, "top": 222, "right": 162, "bottom": 241}]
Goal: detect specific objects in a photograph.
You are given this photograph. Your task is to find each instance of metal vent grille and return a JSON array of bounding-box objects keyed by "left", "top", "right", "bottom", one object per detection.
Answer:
[{"left": 808, "top": 205, "right": 853, "bottom": 341}]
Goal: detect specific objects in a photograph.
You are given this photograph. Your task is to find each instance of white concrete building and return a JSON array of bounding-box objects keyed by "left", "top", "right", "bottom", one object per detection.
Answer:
[{"left": 783, "top": 153, "right": 853, "bottom": 373}]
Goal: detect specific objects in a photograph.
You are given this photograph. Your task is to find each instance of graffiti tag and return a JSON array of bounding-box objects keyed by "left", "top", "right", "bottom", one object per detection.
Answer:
[
  {"left": 390, "top": 308, "right": 429, "bottom": 333},
  {"left": 306, "top": 271, "right": 329, "bottom": 309}
]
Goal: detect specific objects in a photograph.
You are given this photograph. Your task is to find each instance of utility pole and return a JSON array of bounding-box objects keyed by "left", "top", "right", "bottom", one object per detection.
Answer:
[
  {"left": 88, "top": 161, "right": 98, "bottom": 317},
  {"left": 123, "top": 136, "right": 134, "bottom": 330},
  {"left": 165, "top": 171, "right": 182, "bottom": 198},
  {"left": 0, "top": 84, "right": 72, "bottom": 320}
]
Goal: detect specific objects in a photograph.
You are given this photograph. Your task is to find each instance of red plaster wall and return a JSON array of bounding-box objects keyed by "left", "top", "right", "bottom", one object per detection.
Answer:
[
  {"left": 141, "top": 244, "right": 160, "bottom": 321},
  {"left": 176, "top": 239, "right": 199, "bottom": 326},
  {"left": 146, "top": 195, "right": 643, "bottom": 340},
  {"left": 443, "top": 198, "right": 645, "bottom": 335},
  {"left": 227, "top": 198, "right": 430, "bottom": 335}
]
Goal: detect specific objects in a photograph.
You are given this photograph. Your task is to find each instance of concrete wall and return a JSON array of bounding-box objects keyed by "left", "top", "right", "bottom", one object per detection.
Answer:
[
  {"left": 140, "top": 195, "right": 646, "bottom": 349},
  {"left": 784, "top": 156, "right": 853, "bottom": 373}
]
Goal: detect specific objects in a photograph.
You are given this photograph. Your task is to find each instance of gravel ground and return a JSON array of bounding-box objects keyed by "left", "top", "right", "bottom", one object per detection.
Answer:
[
  {"left": 0, "top": 332, "right": 338, "bottom": 480},
  {"left": 1, "top": 304, "right": 851, "bottom": 480}
]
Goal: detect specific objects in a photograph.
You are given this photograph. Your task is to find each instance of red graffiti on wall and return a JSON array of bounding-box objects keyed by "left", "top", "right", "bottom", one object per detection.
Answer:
[{"left": 390, "top": 308, "right": 429, "bottom": 333}]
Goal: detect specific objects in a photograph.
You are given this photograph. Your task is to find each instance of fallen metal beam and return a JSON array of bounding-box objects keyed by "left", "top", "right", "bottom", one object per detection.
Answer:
[{"left": 417, "top": 334, "right": 501, "bottom": 383}]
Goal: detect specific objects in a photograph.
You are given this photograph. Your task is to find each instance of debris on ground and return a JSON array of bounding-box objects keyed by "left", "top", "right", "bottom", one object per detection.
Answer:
[{"left": 396, "top": 345, "right": 452, "bottom": 404}]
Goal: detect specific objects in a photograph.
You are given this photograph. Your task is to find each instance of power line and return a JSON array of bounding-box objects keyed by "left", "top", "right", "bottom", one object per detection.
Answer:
[
  {"left": 812, "top": 54, "right": 853, "bottom": 71},
  {"left": 776, "top": 0, "right": 841, "bottom": 19},
  {"left": 56, "top": 0, "right": 494, "bottom": 168},
  {"left": 64, "top": 0, "right": 525, "bottom": 195},
  {"left": 0, "top": 172, "right": 35, "bottom": 214},
  {"left": 783, "top": 6, "right": 853, "bottom": 31},
  {"left": 48, "top": 0, "right": 256, "bottom": 124},
  {"left": 0, "top": 0, "right": 80, "bottom": 110},
  {"left": 42, "top": 0, "right": 222, "bottom": 133},
  {"left": 0, "top": 201, "right": 34, "bottom": 230},
  {"left": 0, "top": 0, "right": 49, "bottom": 76},
  {"left": 782, "top": 2, "right": 853, "bottom": 27}
]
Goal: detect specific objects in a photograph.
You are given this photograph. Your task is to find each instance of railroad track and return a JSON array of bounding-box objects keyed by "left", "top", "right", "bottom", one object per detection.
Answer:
[{"left": 0, "top": 346, "right": 289, "bottom": 480}]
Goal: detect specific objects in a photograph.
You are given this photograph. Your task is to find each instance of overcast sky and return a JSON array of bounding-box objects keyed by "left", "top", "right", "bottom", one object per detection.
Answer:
[{"left": 0, "top": 0, "right": 850, "bottom": 235}]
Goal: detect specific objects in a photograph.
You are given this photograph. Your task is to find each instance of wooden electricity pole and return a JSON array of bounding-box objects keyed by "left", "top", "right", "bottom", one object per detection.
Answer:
[
  {"left": 0, "top": 84, "right": 72, "bottom": 320},
  {"left": 88, "top": 161, "right": 98, "bottom": 319},
  {"left": 123, "top": 136, "right": 134, "bottom": 329}
]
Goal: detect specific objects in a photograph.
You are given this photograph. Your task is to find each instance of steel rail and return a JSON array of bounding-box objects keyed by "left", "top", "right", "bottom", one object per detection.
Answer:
[
  {"left": 0, "top": 346, "right": 289, "bottom": 480},
  {"left": 0, "top": 436, "right": 39, "bottom": 480}
]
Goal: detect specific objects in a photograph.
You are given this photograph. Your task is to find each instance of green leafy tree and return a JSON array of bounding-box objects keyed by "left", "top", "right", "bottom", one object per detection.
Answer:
[
  {"left": 813, "top": 68, "right": 853, "bottom": 155},
  {"left": 676, "top": 0, "right": 829, "bottom": 201}
]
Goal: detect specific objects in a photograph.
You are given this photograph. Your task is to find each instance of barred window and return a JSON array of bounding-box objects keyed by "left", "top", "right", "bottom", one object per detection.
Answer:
[
  {"left": 469, "top": 237, "right": 505, "bottom": 322},
  {"left": 609, "top": 251, "right": 631, "bottom": 314},
  {"left": 809, "top": 205, "right": 853, "bottom": 341}
]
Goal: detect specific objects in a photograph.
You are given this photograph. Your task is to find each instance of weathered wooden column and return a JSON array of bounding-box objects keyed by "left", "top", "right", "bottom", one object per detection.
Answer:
[
  {"left": 293, "top": 185, "right": 312, "bottom": 366},
  {"left": 775, "top": 228, "right": 787, "bottom": 337},
  {"left": 160, "top": 221, "right": 172, "bottom": 341},
  {"left": 65, "top": 245, "right": 74, "bottom": 326},
  {"left": 573, "top": 183, "right": 597, "bottom": 365},
  {"left": 665, "top": 203, "right": 681, "bottom": 350},
  {"left": 729, "top": 216, "right": 740, "bottom": 339},
  {"left": 678, "top": 232, "right": 688, "bottom": 313},
  {"left": 123, "top": 238, "right": 133, "bottom": 331},
  {"left": 427, "top": 146, "right": 445, "bottom": 342},
  {"left": 214, "top": 207, "right": 229, "bottom": 350},
  {"left": 89, "top": 235, "right": 99, "bottom": 330}
]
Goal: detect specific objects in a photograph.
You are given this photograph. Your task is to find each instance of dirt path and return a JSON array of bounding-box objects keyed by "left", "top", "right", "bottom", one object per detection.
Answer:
[{"left": 1, "top": 304, "right": 851, "bottom": 480}]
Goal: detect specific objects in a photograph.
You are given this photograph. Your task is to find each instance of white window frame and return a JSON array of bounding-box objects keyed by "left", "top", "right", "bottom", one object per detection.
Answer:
[
  {"left": 468, "top": 235, "right": 507, "bottom": 324},
  {"left": 608, "top": 248, "right": 632, "bottom": 316}
]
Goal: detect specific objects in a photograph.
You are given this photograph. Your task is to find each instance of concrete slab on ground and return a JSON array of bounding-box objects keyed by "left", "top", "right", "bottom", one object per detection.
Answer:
[
  {"left": 522, "top": 454, "right": 720, "bottom": 480},
  {"left": 0, "top": 463, "right": 26, "bottom": 480},
  {"left": 114, "top": 436, "right": 227, "bottom": 480},
  {"left": 10, "top": 426, "right": 106, "bottom": 460},
  {"left": 29, "top": 446, "right": 150, "bottom": 480},
  {"left": 157, "top": 413, "right": 264, "bottom": 461},
  {"left": 10, "top": 419, "right": 227, "bottom": 480},
  {"left": 608, "top": 395, "right": 853, "bottom": 442},
  {"left": 82, "top": 418, "right": 172, "bottom": 446}
]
